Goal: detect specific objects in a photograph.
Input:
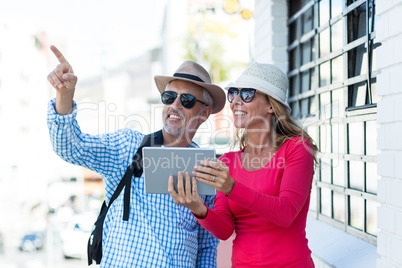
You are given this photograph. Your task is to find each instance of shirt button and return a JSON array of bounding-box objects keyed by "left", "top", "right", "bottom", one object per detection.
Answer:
[{"left": 54, "top": 120, "right": 59, "bottom": 125}]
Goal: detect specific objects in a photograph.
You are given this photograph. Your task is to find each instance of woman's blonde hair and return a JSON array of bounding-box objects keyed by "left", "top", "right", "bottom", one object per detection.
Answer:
[{"left": 233, "top": 95, "right": 318, "bottom": 165}]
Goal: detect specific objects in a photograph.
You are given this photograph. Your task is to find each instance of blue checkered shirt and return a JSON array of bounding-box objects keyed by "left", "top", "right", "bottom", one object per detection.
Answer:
[{"left": 47, "top": 99, "right": 218, "bottom": 267}]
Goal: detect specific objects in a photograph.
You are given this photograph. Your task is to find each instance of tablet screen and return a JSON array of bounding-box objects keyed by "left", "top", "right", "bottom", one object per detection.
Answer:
[{"left": 142, "top": 147, "right": 216, "bottom": 195}]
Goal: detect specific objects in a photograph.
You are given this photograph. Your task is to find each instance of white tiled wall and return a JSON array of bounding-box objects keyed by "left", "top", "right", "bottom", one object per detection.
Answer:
[
  {"left": 254, "top": 0, "right": 288, "bottom": 73},
  {"left": 372, "top": 1, "right": 402, "bottom": 267}
]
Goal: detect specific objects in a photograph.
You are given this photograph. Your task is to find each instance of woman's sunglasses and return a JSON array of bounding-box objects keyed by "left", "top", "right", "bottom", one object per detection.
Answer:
[
  {"left": 227, "top": 88, "right": 257, "bottom": 103},
  {"left": 161, "top": 91, "right": 208, "bottom": 109}
]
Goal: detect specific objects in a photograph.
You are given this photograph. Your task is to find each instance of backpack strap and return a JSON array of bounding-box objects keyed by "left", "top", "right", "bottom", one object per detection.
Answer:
[
  {"left": 108, "top": 129, "right": 164, "bottom": 221},
  {"left": 133, "top": 130, "right": 163, "bottom": 177}
]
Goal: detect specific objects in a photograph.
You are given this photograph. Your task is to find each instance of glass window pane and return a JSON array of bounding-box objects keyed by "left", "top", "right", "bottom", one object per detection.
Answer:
[
  {"left": 303, "top": 7, "right": 314, "bottom": 34},
  {"left": 349, "top": 122, "right": 364, "bottom": 155},
  {"left": 349, "top": 82, "right": 367, "bottom": 107},
  {"left": 320, "top": 61, "right": 330, "bottom": 87},
  {"left": 349, "top": 160, "right": 364, "bottom": 191},
  {"left": 319, "top": 0, "right": 330, "bottom": 27},
  {"left": 320, "top": 158, "right": 332, "bottom": 183},
  {"left": 289, "top": 2, "right": 300, "bottom": 17},
  {"left": 320, "top": 28, "right": 330, "bottom": 57},
  {"left": 331, "top": 20, "right": 343, "bottom": 52},
  {"left": 301, "top": 70, "right": 310, "bottom": 92},
  {"left": 366, "top": 120, "right": 377, "bottom": 155},
  {"left": 331, "top": 0, "right": 343, "bottom": 18},
  {"left": 372, "top": 44, "right": 377, "bottom": 72},
  {"left": 289, "top": 21, "right": 298, "bottom": 44},
  {"left": 333, "top": 191, "right": 345, "bottom": 222},
  {"left": 331, "top": 56, "right": 344, "bottom": 84},
  {"left": 311, "top": 67, "right": 317, "bottom": 88},
  {"left": 347, "top": 0, "right": 360, "bottom": 6},
  {"left": 320, "top": 124, "right": 331, "bottom": 153},
  {"left": 347, "top": 4, "right": 367, "bottom": 43},
  {"left": 290, "top": 48, "right": 299, "bottom": 71},
  {"left": 290, "top": 76, "right": 299, "bottom": 97},
  {"left": 331, "top": 88, "right": 344, "bottom": 118},
  {"left": 289, "top": 0, "right": 310, "bottom": 17},
  {"left": 320, "top": 91, "right": 331, "bottom": 119},
  {"left": 291, "top": 101, "right": 300, "bottom": 118},
  {"left": 366, "top": 200, "right": 379, "bottom": 235},
  {"left": 332, "top": 123, "right": 345, "bottom": 154},
  {"left": 333, "top": 158, "right": 345, "bottom": 186},
  {"left": 321, "top": 187, "right": 332, "bottom": 217},
  {"left": 301, "top": 98, "right": 309, "bottom": 117},
  {"left": 371, "top": 80, "right": 380, "bottom": 104},
  {"left": 309, "top": 96, "right": 319, "bottom": 116},
  {"left": 302, "top": 41, "right": 312, "bottom": 65},
  {"left": 349, "top": 195, "right": 364, "bottom": 230},
  {"left": 349, "top": 44, "right": 368, "bottom": 77},
  {"left": 310, "top": 183, "right": 318, "bottom": 212},
  {"left": 366, "top": 162, "right": 378, "bottom": 194},
  {"left": 332, "top": 123, "right": 339, "bottom": 153},
  {"left": 307, "top": 125, "right": 318, "bottom": 145},
  {"left": 368, "top": 2, "right": 375, "bottom": 34}
]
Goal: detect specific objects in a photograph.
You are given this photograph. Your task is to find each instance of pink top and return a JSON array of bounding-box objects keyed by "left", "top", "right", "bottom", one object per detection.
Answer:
[{"left": 197, "top": 137, "right": 315, "bottom": 267}]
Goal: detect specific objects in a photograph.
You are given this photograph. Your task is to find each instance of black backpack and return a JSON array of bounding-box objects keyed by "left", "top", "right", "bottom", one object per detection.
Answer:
[{"left": 87, "top": 130, "right": 163, "bottom": 265}]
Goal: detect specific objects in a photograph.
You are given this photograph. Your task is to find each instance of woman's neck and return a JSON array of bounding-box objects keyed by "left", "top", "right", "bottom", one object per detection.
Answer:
[{"left": 245, "top": 130, "right": 277, "bottom": 155}]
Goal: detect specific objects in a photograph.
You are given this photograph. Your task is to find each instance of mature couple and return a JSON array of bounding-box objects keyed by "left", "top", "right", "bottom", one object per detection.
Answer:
[{"left": 47, "top": 45, "right": 317, "bottom": 267}]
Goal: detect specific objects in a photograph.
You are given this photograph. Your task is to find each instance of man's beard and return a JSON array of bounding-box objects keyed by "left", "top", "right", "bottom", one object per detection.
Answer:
[
  {"left": 163, "top": 108, "right": 186, "bottom": 137},
  {"left": 162, "top": 108, "right": 202, "bottom": 137}
]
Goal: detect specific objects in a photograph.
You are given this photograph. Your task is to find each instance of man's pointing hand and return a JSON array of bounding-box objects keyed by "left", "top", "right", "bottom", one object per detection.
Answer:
[{"left": 47, "top": 45, "right": 78, "bottom": 115}]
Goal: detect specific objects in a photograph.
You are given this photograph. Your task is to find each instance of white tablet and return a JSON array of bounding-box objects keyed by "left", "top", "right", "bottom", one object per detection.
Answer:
[{"left": 142, "top": 147, "right": 216, "bottom": 195}]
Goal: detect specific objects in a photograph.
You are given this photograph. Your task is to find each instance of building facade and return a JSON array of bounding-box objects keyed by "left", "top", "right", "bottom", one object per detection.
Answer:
[{"left": 254, "top": 0, "right": 402, "bottom": 267}]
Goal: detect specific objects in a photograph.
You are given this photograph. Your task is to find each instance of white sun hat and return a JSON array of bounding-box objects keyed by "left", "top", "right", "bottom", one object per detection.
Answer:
[{"left": 225, "top": 62, "right": 291, "bottom": 114}]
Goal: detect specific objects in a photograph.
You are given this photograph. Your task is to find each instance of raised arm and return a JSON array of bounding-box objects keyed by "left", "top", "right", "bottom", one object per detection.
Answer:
[{"left": 47, "top": 45, "right": 77, "bottom": 115}]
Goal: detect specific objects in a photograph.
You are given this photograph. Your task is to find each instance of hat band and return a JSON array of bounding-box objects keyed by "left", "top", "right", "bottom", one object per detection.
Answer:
[{"left": 174, "top": 73, "right": 204, "bottom": 83}]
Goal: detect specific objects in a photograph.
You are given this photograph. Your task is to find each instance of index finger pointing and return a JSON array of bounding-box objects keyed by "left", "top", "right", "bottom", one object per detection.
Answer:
[{"left": 50, "top": 45, "right": 68, "bottom": 64}]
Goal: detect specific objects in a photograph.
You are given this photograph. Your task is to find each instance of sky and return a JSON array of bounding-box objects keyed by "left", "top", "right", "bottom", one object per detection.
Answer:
[
  {"left": 0, "top": 0, "right": 165, "bottom": 78},
  {"left": 0, "top": 0, "right": 167, "bottom": 232}
]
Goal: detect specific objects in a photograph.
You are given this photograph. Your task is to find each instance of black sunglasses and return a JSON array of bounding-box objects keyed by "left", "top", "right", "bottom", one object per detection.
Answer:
[
  {"left": 227, "top": 88, "right": 257, "bottom": 103},
  {"left": 161, "top": 91, "right": 208, "bottom": 109}
]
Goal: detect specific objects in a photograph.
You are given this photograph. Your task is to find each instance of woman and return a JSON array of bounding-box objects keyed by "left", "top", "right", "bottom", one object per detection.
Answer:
[{"left": 168, "top": 62, "right": 318, "bottom": 267}]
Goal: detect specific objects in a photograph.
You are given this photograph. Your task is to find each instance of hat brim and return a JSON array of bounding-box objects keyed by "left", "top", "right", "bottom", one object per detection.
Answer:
[
  {"left": 155, "top": 75, "right": 226, "bottom": 114},
  {"left": 225, "top": 82, "right": 292, "bottom": 115}
]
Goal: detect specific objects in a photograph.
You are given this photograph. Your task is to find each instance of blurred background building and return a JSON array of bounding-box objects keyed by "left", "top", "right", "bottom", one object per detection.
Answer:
[{"left": 1, "top": 0, "right": 401, "bottom": 267}]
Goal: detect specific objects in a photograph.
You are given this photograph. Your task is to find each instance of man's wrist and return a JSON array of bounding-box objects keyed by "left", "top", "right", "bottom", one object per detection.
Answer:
[{"left": 55, "top": 95, "right": 74, "bottom": 115}]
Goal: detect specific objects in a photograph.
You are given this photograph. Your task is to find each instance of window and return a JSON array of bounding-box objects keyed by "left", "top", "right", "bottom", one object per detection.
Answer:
[{"left": 288, "top": 0, "right": 379, "bottom": 244}]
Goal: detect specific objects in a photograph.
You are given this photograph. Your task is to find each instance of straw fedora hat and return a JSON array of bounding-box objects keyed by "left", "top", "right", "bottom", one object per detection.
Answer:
[
  {"left": 154, "top": 61, "right": 226, "bottom": 114},
  {"left": 225, "top": 62, "right": 291, "bottom": 114}
]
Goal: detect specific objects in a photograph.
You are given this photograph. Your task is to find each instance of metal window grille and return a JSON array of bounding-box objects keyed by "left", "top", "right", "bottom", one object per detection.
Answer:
[{"left": 287, "top": 0, "right": 379, "bottom": 244}]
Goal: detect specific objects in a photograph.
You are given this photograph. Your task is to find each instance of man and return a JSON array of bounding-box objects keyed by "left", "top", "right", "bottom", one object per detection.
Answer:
[{"left": 47, "top": 45, "right": 226, "bottom": 267}]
